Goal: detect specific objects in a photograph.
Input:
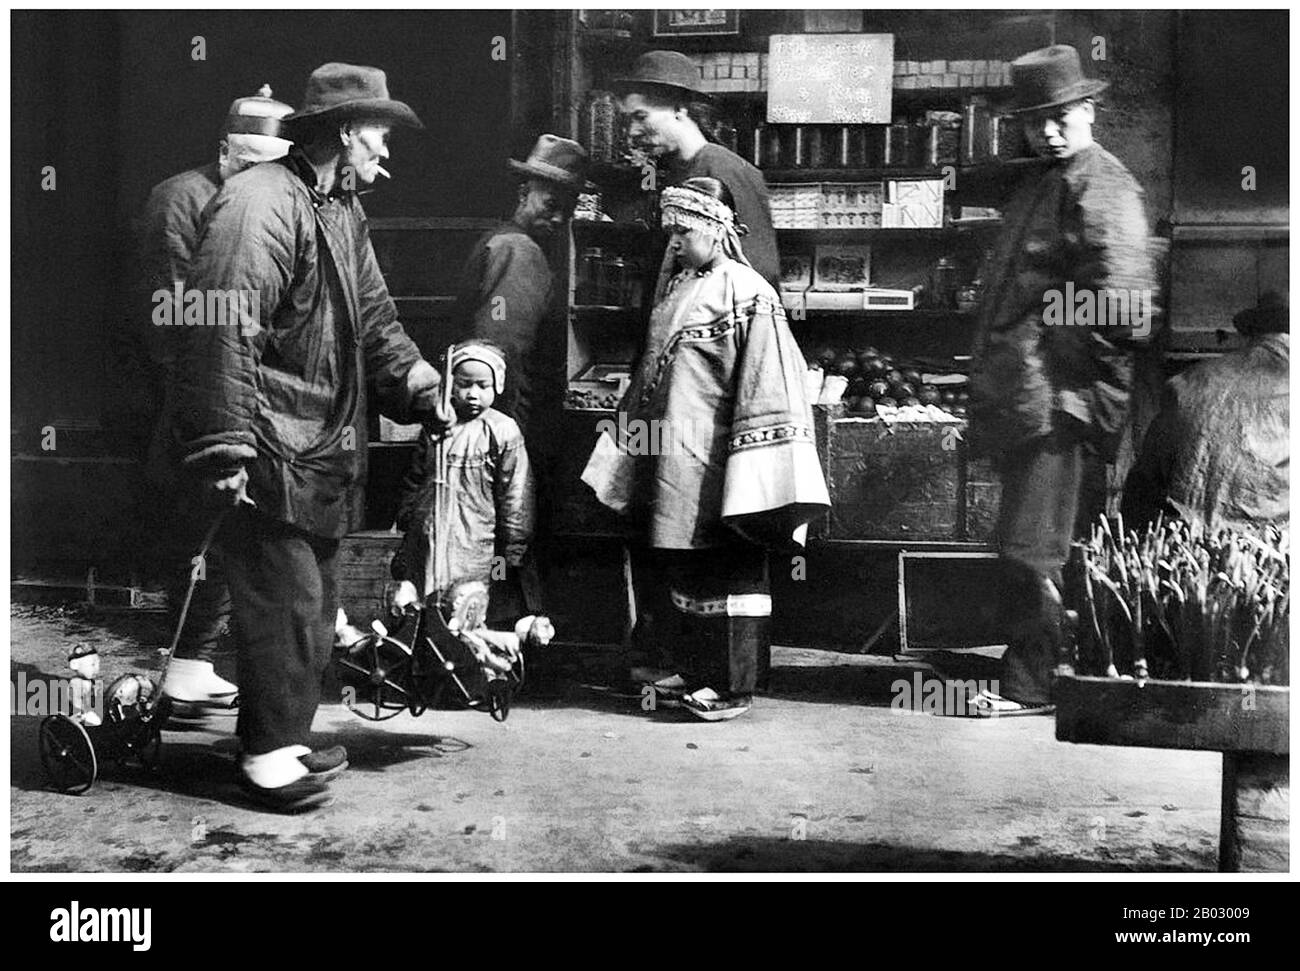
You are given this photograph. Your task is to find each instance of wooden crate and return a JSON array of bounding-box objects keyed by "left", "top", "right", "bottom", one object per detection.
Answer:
[
  {"left": 338, "top": 530, "right": 402, "bottom": 624},
  {"left": 822, "top": 414, "right": 999, "bottom": 542}
]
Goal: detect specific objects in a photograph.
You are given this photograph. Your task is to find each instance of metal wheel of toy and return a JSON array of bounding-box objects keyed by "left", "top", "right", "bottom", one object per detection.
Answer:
[
  {"left": 336, "top": 634, "right": 416, "bottom": 721},
  {"left": 39, "top": 714, "right": 98, "bottom": 794},
  {"left": 486, "top": 679, "right": 512, "bottom": 723}
]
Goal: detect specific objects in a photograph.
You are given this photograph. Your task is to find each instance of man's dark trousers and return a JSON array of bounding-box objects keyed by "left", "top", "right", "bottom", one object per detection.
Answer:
[
  {"left": 221, "top": 507, "right": 340, "bottom": 755},
  {"left": 994, "top": 435, "right": 1098, "bottom": 706}
]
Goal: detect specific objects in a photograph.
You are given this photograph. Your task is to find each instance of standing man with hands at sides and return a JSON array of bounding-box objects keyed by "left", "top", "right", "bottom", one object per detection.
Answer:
[
  {"left": 964, "top": 45, "right": 1154, "bottom": 717},
  {"left": 166, "top": 63, "right": 444, "bottom": 811},
  {"left": 455, "top": 134, "right": 591, "bottom": 448},
  {"left": 613, "top": 50, "right": 780, "bottom": 289}
]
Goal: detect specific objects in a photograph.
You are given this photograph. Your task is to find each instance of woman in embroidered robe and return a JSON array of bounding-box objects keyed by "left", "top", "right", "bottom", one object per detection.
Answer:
[{"left": 583, "top": 177, "right": 829, "bottom": 718}]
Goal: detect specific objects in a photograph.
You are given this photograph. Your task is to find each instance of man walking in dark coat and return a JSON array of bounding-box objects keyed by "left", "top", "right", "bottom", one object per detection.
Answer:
[
  {"left": 966, "top": 45, "right": 1155, "bottom": 715},
  {"left": 138, "top": 85, "right": 294, "bottom": 709},
  {"left": 167, "top": 63, "right": 442, "bottom": 808}
]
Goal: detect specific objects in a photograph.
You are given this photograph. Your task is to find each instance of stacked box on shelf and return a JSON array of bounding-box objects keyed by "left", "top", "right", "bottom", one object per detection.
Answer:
[
  {"left": 882, "top": 178, "right": 945, "bottom": 229},
  {"left": 819, "top": 182, "right": 883, "bottom": 229},
  {"left": 892, "top": 59, "right": 1013, "bottom": 90},
  {"left": 688, "top": 52, "right": 765, "bottom": 93},
  {"left": 770, "top": 183, "right": 821, "bottom": 229}
]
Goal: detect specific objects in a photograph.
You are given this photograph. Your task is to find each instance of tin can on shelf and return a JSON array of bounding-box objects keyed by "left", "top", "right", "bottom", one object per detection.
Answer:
[
  {"left": 780, "top": 126, "right": 809, "bottom": 168},
  {"left": 838, "top": 126, "right": 868, "bottom": 168},
  {"left": 885, "top": 122, "right": 920, "bottom": 168}
]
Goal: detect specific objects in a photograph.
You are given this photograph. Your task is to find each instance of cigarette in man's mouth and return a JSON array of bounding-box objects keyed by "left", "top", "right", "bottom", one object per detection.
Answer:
[{"left": 375, "top": 165, "right": 391, "bottom": 179}]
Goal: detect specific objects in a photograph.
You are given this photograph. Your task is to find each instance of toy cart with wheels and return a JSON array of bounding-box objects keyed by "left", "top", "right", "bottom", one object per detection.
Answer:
[
  {"left": 38, "top": 510, "right": 227, "bottom": 795},
  {"left": 335, "top": 578, "right": 553, "bottom": 723},
  {"left": 334, "top": 345, "right": 553, "bottom": 723},
  {"left": 39, "top": 673, "right": 173, "bottom": 795}
]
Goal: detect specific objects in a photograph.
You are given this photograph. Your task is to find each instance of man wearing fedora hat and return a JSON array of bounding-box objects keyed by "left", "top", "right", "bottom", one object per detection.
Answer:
[
  {"left": 1123, "top": 290, "right": 1289, "bottom": 532},
  {"left": 167, "top": 63, "right": 443, "bottom": 809},
  {"left": 454, "top": 134, "right": 591, "bottom": 441},
  {"left": 613, "top": 50, "right": 779, "bottom": 288},
  {"left": 965, "top": 45, "right": 1155, "bottom": 716},
  {"left": 134, "top": 85, "right": 294, "bottom": 711}
]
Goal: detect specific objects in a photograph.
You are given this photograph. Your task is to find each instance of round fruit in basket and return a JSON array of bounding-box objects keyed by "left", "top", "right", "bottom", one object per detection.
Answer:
[
  {"left": 861, "top": 357, "right": 888, "bottom": 377},
  {"left": 867, "top": 379, "right": 891, "bottom": 399},
  {"left": 903, "top": 369, "right": 922, "bottom": 386},
  {"left": 918, "top": 386, "right": 941, "bottom": 406},
  {"left": 890, "top": 382, "right": 915, "bottom": 401},
  {"left": 815, "top": 346, "right": 836, "bottom": 366},
  {"left": 952, "top": 405, "right": 967, "bottom": 417},
  {"left": 956, "top": 390, "right": 970, "bottom": 404},
  {"left": 900, "top": 396, "right": 921, "bottom": 408},
  {"left": 835, "top": 355, "right": 859, "bottom": 377},
  {"left": 852, "top": 398, "right": 877, "bottom": 417},
  {"left": 885, "top": 368, "right": 904, "bottom": 386},
  {"left": 940, "top": 390, "right": 957, "bottom": 406},
  {"left": 842, "top": 396, "right": 861, "bottom": 413}
]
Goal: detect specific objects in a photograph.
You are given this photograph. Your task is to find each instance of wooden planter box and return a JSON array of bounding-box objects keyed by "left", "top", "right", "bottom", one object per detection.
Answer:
[{"left": 1056, "top": 675, "right": 1290, "bottom": 872}]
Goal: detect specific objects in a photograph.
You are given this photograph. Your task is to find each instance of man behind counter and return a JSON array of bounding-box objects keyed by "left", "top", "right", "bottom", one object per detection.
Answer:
[{"left": 613, "top": 50, "right": 779, "bottom": 289}]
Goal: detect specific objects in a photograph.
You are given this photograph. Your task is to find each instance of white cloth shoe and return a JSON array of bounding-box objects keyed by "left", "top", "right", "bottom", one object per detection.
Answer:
[{"left": 161, "top": 658, "right": 238, "bottom": 706}]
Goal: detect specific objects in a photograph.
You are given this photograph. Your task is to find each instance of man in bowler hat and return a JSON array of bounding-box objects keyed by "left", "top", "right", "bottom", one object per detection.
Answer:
[
  {"left": 166, "top": 63, "right": 443, "bottom": 808},
  {"left": 965, "top": 45, "right": 1155, "bottom": 715}
]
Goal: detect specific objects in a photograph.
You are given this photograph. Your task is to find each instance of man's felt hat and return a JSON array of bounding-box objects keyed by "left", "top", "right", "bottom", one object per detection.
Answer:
[
  {"left": 1004, "top": 45, "right": 1108, "bottom": 114},
  {"left": 283, "top": 63, "right": 424, "bottom": 129},
  {"left": 508, "top": 134, "right": 593, "bottom": 191},
  {"left": 611, "top": 50, "right": 708, "bottom": 102},
  {"left": 223, "top": 84, "right": 294, "bottom": 138}
]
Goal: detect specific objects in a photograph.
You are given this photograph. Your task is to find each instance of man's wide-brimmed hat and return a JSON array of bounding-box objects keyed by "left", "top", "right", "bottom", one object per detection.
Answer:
[
  {"left": 611, "top": 50, "right": 708, "bottom": 101},
  {"left": 1004, "top": 45, "right": 1108, "bottom": 114},
  {"left": 283, "top": 62, "right": 423, "bottom": 129},
  {"left": 508, "top": 134, "right": 593, "bottom": 191},
  {"left": 1233, "top": 290, "right": 1289, "bottom": 336}
]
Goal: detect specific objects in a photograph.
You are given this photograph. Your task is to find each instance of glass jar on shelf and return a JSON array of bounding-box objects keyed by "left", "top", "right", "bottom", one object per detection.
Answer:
[
  {"left": 929, "top": 256, "right": 958, "bottom": 310},
  {"left": 582, "top": 90, "right": 618, "bottom": 163},
  {"left": 577, "top": 246, "right": 606, "bottom": 305},
  {"left": 601, "top": 255, "right": 629, "bottom": 307}
]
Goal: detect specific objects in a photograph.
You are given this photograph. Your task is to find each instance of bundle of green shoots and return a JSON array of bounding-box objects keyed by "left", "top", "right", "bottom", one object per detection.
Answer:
[{"left": 1075, "top": 515, "right": 1288, "bottom": 685}]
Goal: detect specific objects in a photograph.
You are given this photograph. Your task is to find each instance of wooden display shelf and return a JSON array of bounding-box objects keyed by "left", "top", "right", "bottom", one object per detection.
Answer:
[
  {"left": 763, "top": 161, "right": 1036, "bottom": 185},
  {"left": 1055, "top": 675, "right": 1290, "bottom": 872},
  {"left": 712, "top": 85, "right": 1012, "bottom": 106}
]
